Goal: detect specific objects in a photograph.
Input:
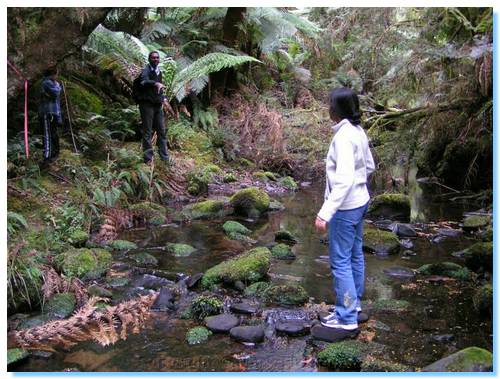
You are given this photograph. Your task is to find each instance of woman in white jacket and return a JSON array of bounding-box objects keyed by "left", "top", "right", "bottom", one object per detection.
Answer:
[{"left": 315, "top": 87, "right": 375, "bottom": 331}]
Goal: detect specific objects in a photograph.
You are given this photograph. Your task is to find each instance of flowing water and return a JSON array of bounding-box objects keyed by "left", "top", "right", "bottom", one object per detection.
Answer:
[{"left": 13, "top": 182, "right": 492, "bottom": 372}]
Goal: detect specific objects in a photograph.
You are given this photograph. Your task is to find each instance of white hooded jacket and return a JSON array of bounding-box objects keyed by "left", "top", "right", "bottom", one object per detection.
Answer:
[{"left": 317, "top": 119, "right": 376, "bottom": 222}]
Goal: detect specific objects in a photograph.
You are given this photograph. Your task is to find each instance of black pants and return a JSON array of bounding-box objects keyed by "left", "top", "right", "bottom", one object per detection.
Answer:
[
  {"left": 139, "top": 102, "right": 168, "bottom": 163},
  {"left": 40, "top": 113, "right": 60, "bottom": 161}
]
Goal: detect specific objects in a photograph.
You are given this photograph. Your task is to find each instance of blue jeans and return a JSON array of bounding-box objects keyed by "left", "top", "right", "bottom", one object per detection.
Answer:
[{"left": 328, "top": 202, "right": 369, "bottom": 324}]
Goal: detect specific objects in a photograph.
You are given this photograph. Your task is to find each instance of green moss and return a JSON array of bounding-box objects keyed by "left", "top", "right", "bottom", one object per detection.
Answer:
[
  {"left": 105, "top": 276, "right": 130, "bottom": 288},
  {"left": 87, "top": 284, "right": 113, "bottom": 298},
  {"left": 417, "top": 262, "right": 471, "bottom": 280},
  {"left": 181, "top": 200, "right": 227, "bottom": 220},
  {"left": 64, "top": 81, "right": 104, "bottom": 114},
  {"left": 253, "top": 171, "right": 270, "bottom": 182},
  {"left": 189, "top": 295, "right": 223, "bottom": 320},
  {"left": 463, "top": 215, "right": 491, "bottom": 229},
  {"left": 223, "top": 221, "right": 251, "bottom": 236},
  {"left": 68, "top": 229, "right": 89, "bottom": 247},
  {"left": 129, "top": 202, "right": 167, "bottom": 225},
  {"left": 363, "top": 226, "right": 400, "bottom": 255},
  {"left": 262, "top": 284, "right": 308, "bottom": 306},
  {"left": 275, "top": 230, "right": 298, "bottom": 244},
  {"left": 368, "top": 193, "right": 411, "bottom": 220},
  {"left": 201, "top": 247, "right": 271, "bottom": 289},
  {"left": 186, "top": 326, "right": 212, "bottom": 345},
  {"left": 271, "top": 243, "right": 295, "bottom": 259},
  {"left": 166, "top": 243, "right": 197, "bottom": 257},
  {"left": 230, "top": 188, "right": 270, "bottom": 217},
  {"left": 360, "top": 357, "right": 411, "bottom": 372},
  {"left": 55, "top": 248, "right": 112, "bottom": 279},
  {"left": 269, "top": 200, "right": 285, "bottom": 211},
  {"left": 43, "top": 292, "right": 76, "bottom": 319},
  {"left": 371, "top": 299, "right": 410, "bottom": 312},
  {"left": 462, "top": 242, "right": 493, "bottom": 272},
  {"left": 473, "top": 284, "right": 492, "bottom": 314},
  {"left": 425, "top": 347, "right": 493, "bottom": 372},
  {"left": 223, "top": 173, "right": 237, "bottom": 183},
  {"left": 129, "top": 252, "right": 158, "bottom": 266},
  {"left": 317, "top": 341, "right": 363, "bottom": 370},
  {"left": 107, "top": 240, "right": 138, "bottom": 251},
  {"left": 7, "top": 348, "right": 29, "bottom": 366},
  {"left": 280, "top": 176, "right": 298, "bottom": 191},
  {"left": 238, "top": 158, "right": 256, "bottom": 168},
  {"left": 244, "top": 281, "right": 270, "bottom": 297}
]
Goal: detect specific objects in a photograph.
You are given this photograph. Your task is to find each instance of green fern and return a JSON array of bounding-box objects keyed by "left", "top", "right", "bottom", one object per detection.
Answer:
[
  {"left": 7, "top": 212, "right": 28, "bottom": 237},
  {"left": 172, "top": 52, "right": 261, "bottom": 101}
]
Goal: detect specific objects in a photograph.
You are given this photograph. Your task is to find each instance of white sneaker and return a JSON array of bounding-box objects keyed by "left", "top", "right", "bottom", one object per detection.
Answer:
[{"left": 321, "top": 316, "right": 358, "bottom": 330}]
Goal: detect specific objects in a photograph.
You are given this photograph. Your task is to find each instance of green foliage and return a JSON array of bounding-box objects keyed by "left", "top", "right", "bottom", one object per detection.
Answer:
[
  {"left": 107, "top": 239, "right": 138, "bottom": 250},
  {"left": 270, "top": 243, "right": 294, "bottom": 259},
  {"left": 280, "top": 176, "right": 298, "bottom": 191},
  {"left": 43, "top": 292, "right": 77, "bottom": 319},
  {"left": 189, "top": 295, "right": 223, "bottom": 320},
  {"left": 47, "top": 202, "right": 88, "bottom": 245},
  {"left": 317, "top": 341, "right": 363, "bottom": 370},
  {"left": 417, "top": 262, "right": 471, "bottom": 280},
  {"left": 7, "top": 212, "right": 28, "bottom": 237},
  {"left": 186, "top": 326, "right": 212, "bottom": 345},
  {"left": 244, "top": 281, "right": 270, "bottom": 297},
  {"left": 55, "top": 248, "right": 112, "bottom": 279},
  {"left": 262, "top": 284, "right": 308, "bottom": 306}
]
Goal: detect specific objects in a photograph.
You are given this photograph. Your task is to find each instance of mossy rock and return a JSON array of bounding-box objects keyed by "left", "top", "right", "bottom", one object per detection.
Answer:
[
  {"left": 128, "top": 202, "right": 167, "bottom": 225},
  {"left": 201, "top": 247, "right": 271, "bottom": 289},
  {"left": 7, "top": 348, "right": 29, "bottom": 366},
  {"left": 371, "top": 299, "right": 410, "bottom": 313},
  {"left": 87, "top": 284, "right": 112, "bottom": 298},
  {"left": 461, "top": 242, "right": 493, "bottom": 273},
  {"left": 244, "top": 281, "right": 270, "bottom": 297},
  {"left": 166, "top": 243, "right": 197, "bottom": 257},
  {"left": 107, "top": 239, "right": 138, "bottom": 251},
  {"left": 271, "top": 243, "right": 296, "bottom": 260},
  {"left": 363, "top": 226, "right": 400, "bottom": 256},
  {"left": 253, "top": 171, "right": 277, "bottom": 182},
  {"left": 422, "top": 347, "right": 492, "bottom": 372},
  {"left": 105, "top": 276, "right": 130, "bottom": 288},
  {"left": 230, "top": 188, "right": 270, "bottom": 218},
  {"left": 462, "top": 215, "right": 491, "bottom": 230},
  {"left": 481, "top": 225, "right": 493, "bottom": 242},
  {"left": 360, "top": 357, "right": 411, "bottom": 372},
  {"left": 223, "top": 221, "right": 251, "bottom": 236},
  {"left": 186, "top": 326, "right": 212, "bottom": 345},
  {"left": 67, "top": 229, "right": 89, "bottom": 247},
  {"left": 417, "top": 262, "right": 471, "bottom": 280},
  {"left": 269, "top": 200, "right": 285, "bottom": 211},
  {"left": 55, "top": 248, "right": 112, "bottom": 279},
  {"left": 64, "top": 80, "right": 104, "bottom": 114},
  {"left": 43, "top": 292, "right": 76, "bottom": 319},
  {"left": 317, "top": 340, "right": 364, "bottom": 370},
  {"left": 274, "top": 230, "right": 298, "bottom": 244},
  {"left": 262, "top": 284, "right": 308, "bottom": 306},
  {"left": 18, "top": 314, "right": 51, "bottom": 330},
  {"left": 473, "top": 284, "right": 492, "bottom": 315},
  {"left": 238, "top": 158, "right": 256, "bottom": 168},
  {"left": 129, "top": 252, "right": 158, "bottom": 266},
  {"left": 189, "top": 295, "right": 224, "bottom": 320},
  {"left": 223, "top": 173, "right": 237, "bottom": 183},
  {"left": 181, "top": 200, "right": 229, "bottom": 221},
  {"left": 280, "top": 176, "right": 298, "bottom": 191},
  {"left": 368, "top": 193, "right": 411, "bottom": 222}
]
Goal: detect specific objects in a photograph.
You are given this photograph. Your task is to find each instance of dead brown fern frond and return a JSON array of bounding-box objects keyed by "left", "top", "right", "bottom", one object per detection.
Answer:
[
  {"left": 10, "top": 293, "right": 157, "bottom": 351},
  {"left": 40, "top": 266, "right": 89, "bottom": 307}
]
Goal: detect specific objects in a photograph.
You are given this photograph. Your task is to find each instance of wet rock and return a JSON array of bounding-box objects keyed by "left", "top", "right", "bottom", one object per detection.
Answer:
[
  {"left": 392, "top": 223, "right": 417, "bottom": 237},
  {"left": 223, "top": 220, "right": 252, "bottom": 241},
  {"left": 399, "top": 239, "right": 414, "bottom": 249},
  {"left": 417, "top": 262, "right": 470, "bottom": 280},
  {"left": 370, "top": 320, "right": 391, "bottom": 331},
  {"left": 44, "top": 293, "right": 76, "bottom": 319},
  {"left": 268, "top": 199, "right": 285, "bottom": 211},
  {"left": 7, "top": 348, "right": 29, "bottom": 366},
  {"left": 437, "top": 228, "right": 463, "bottom": 238},
  {"left": 473, "top": 284, "right": 492, "bottom": 315},
  {"left": 230, "top": 325, "right": 265, "bottom": 343},
  {"left": 371, "top": 299, "right": 410, "bottom": 313},
  {"left": 18, "top": 315, "right": 50, "bottom": 330},
  {"left": 270, "top": 243, "right": 296, "bottom": 260},
  {"left": 462, "top": 215, "right": 491, "bottom": 231},
  {"left": 151, "top": 287, "right": 176, "bottom": 311},
  {"left": 205, "top": 314, "right": 240, "bottom": 333},
  {"left": 201, "top": 247, "right": 271, "bottom": 289},
  {"left": 230, "top": 302, "right": 259, "bottom": 315},
  {"left": 166, "top": 243, "right": 196, "bottom": 257},
  {"left": 186, "top": 326, "right": 212, "bottom": 345},
  {"left": 54, "top": 248, "right": 112, "bottom": 280},
  {"left": 368, "top": 193, "right": 411, "bottom": 222},
  {"left": 383, "top": 267, "right": 416, "bottom": 279},
  {"left": 186, "top": 273, "right": 203, "bottom": 289},
  {"left": 274, "top": 230, "right": 299, "bottom": 245},
  {"left": 105, "top": 276, "right": 130, "bottom": 288},
  {"left": 461, "top": 242, "right": 492, "bottom": 273},
  {"left": 275, "top": 320, "right": 309, "bottom": 336},
  {"left": 422, "top": 347, "right": 492, "bottom": 372},
  {"left": 262, "top": 284, "right": 309, "bottom": 306},
  {"left": 244, "top": 281, "right": 270, "bottom": 297},
  {"left": 129, "top": 252, "right": 158, "bottom": 267},
  {"left": 230, "top": 187, "right": 270, "bottom": 218},
  {"left": 433, "top": 334, "right": 455, "bottom": 343},
  {"left": 234, "top": 281, "right": 246, "bottom": 291},
  {"left": 87, "top": 284, "right": 113, "bottom": 298},
  {"left": 134, "top": 274, "right": 174, "bottom": 289},
  {"left": 372, "top": 219, "right": 394, "bottom": 231},
  {"left": 431, "top": 234, "right": 447, "bottom": 244},
  {"left": 31, "top": 350, "right": 54, "bottom": 359},
  {"left": 129, "top": 201, "right": 168, "bottom": 225},
  {"left": 180, "top": 199, "right": 230, "bottom": 221},
  {"left": 360, "top": 357, "right": 412, "bottom": 372},
  {"left": 363, "top": 226, "right": 400, "bottom": 256},
  {"left": 107, "top": 239, "right": 138, "bottom": 251},
  {"left": 403, "top": 250, "right": 417, "bottom": 257}
]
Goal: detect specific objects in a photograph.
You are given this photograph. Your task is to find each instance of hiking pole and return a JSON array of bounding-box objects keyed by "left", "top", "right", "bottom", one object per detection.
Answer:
[{"left": 61, "top": 81, "right": 79, "bottom": 154}]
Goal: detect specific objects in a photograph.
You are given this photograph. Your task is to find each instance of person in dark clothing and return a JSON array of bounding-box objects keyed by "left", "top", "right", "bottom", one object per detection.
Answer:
[
  {"left": 39, "top": 68, "right": 62, "bottom": 162},
  {"left": 137, "top": 51, "right": 174, "bottom": 165}
]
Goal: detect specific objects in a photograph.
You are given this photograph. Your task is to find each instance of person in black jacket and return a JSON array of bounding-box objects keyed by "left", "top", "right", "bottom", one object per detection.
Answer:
[
  {"left": 138, "top": 51, "right": 174, "bottom": 164},
  {"left": 39, "top": 68, "right": 62, "bottom": 163}
]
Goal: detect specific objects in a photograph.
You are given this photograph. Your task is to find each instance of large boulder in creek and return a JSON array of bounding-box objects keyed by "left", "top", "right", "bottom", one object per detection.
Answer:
[
  {"left": 422, "top": 347, "right": 493, "bottom": 372},
  {"left": 363, "top": 226, "right": 400, "bottom": 256},
  {"left": 462, "top": 215, "right": 491, "bottom": 231},
  {"left": 368, "top": 193, "right": 411, "bottom": 222},
  {"left": 417, "top": 262, "right": 471, "bottom": 280},
  {"left": 55, "top": 248, "right": 112, "bottom": 279},
  {"left": 201, "top": 247, "right": 271, "bottom": 289},
  {"left": 230, "top": 325, "right": 265, "bottom": 343},
  {"left": 180, "top": 199, "right": 230, "bottom": 221},
  {"left": 128, "top": 201, "right": 168, "bottom": 226},
  {"left": 230, "top": 188, "right": 270, "bottom": 218},
  {"left": 461, "top": 242, "right": 493, "bottom": 273},
  {"left": 262, "top": 284, "right": 309, "bottom": 306}
]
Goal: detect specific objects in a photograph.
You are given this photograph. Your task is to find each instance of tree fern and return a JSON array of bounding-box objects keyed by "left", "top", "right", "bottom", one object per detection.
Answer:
[{"left": 171, "top": 52, "right": 261, "bottom": 101}]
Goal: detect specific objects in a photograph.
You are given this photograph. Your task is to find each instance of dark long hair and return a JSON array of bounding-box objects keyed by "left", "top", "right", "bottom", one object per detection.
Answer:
[{"left": 329, "top": 87, "right": 361, "bottom": 125}]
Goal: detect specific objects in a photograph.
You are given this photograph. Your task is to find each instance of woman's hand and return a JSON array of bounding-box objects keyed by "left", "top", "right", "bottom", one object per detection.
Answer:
[{"left": 315, "top": 216, "right": 327, "bottom": 233}]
